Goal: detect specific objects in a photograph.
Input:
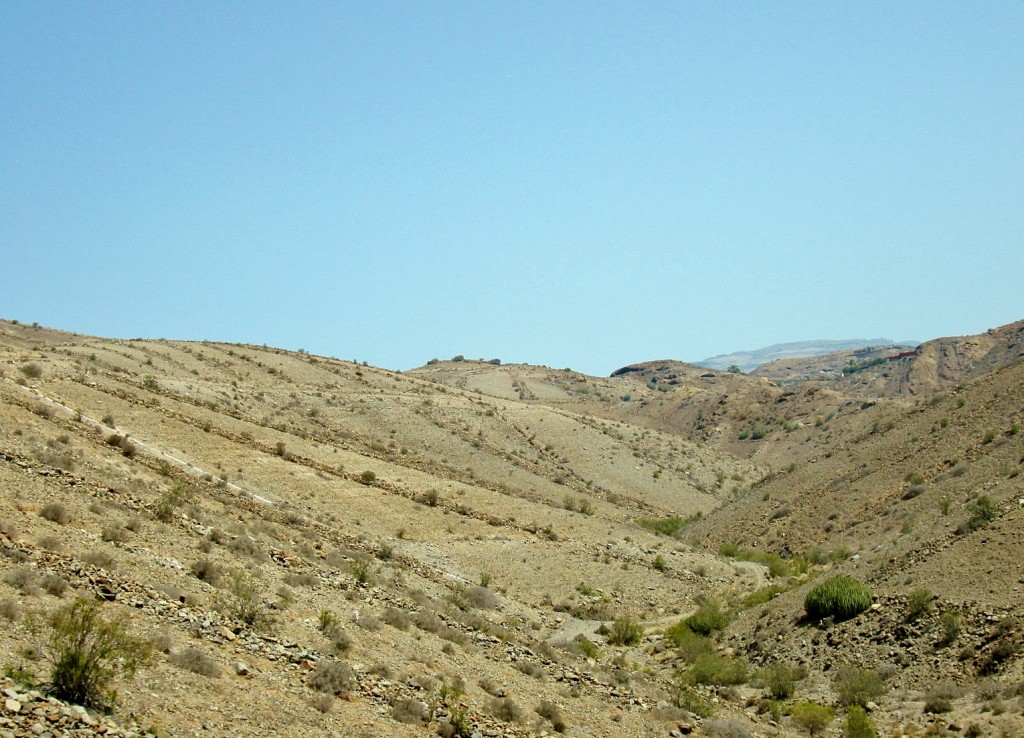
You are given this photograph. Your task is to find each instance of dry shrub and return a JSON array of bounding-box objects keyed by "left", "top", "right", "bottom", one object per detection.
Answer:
[
  {"left": 416, "top": 610, "right": 444, "bottom": 634},
  {"left": 101, "top": 525, "right": 131, "bottom": 544},
  {"left": 488, "top": 696, "right": 525, "bottom": 723},
  {"left": 35, "top": 448, "right": 75, "bottom": 471},
  {"left": 702, "top": 719, "right": 751, "bottom": 738},
  {"left": 479, "top": 676, "right": 501, "bottom": 696},
  {"left": 923, "top": 687, "right": 958, "bottom": 714},
  {"left": 40, "top": 503, "right": 70, "bottom": 525},
  {"left": 37, "top": 535, "right": 65, "bottom": 552},
  {"left": 0, "top": 545, "right": 29, "bottom": 564},
  {"left": 833, "top": 666, "right": 886, "bottom": 707},
  {"left": 283, "top": 572, "right": 318, "bottom": 588},
  {"left": 308, "top": 660, "right": 356, "bottom": 697},
  {"left": 190, "top": 558, "right": 223, "bottom": 585},
  {"left": 391, "top": 697, "right": 427, "bottom": 724},
  {"left": 105, "top": 434, "right": 136, "bottom": 458},
  {"left": 79, "top": 550, "right": 116, "bottom": 570},
  {"left": 41, "top": 573, "right": 68, "bottom": 597},
  {"left": 150, "top": 630, "right": 174, "bottom": 654},
  {"left": 0, "top": 519, "right": 20, "bottom": 540},
  {"left": 536, "top": 699, "right": 568, "bottom": 732},
  {"left": 329, "top": 629, "right": 353, "bottom": 655},
  {"left": 4, "top": 566, "right": 40, "bottom": 595},
  {"left": 356, "top": 613, "right": 381, "bottom": 631},
  {"left": 169, "top": 647, "right": 220, "bottom": 678},
  {"left": 0, "top": 598, "right": 22, "bottom": 621},
  {"left": 309, "top": 693, "right": 333, "bottom": 713},
  {"left": 514, "top": 661, "right": 544, "bottom": 679},
  {"left": 227, "top": 534, "right": 264, "bottom": 560},
  {"left": 468, "top": 585, "right": 498, "bottom": 609}
]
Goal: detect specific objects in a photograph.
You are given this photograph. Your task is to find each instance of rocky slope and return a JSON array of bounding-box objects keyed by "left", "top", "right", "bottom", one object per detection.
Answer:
[{"left": 0, "top": 318, "right": 1022, "bottom": 738}]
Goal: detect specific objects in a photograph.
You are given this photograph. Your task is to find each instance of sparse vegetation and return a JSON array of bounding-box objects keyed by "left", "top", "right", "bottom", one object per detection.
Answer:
[
  {"left": 664, "top": 621, "right": 713, "bottom": 662},
  {"left": 637, "top": 513, "right": 701, "bottom": 537},
  {"left": 719, "top": 542, "right": 808, "bottom": 578},
  {"left": 190, "top": 558, "right": 223, "bottom": 585},
  {"left": 5, "top": 319, "right": 1024, "bottom": 736},
  {"left": 488, "top": 696, "right": 525, "bottom": 723},
  {"left": 20, "top": 362, "right": 43, "bottom": 379}
]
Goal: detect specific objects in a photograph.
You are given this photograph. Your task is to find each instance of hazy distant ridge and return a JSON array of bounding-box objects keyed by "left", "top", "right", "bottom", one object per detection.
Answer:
[{"left": 698, "top": 338, "right": 903, "bottom": 372}]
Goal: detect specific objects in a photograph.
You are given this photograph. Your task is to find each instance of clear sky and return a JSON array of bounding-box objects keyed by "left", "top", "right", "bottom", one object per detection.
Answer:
[{"left": 2, "top": 3, "right": 1022, "bottom": 375}]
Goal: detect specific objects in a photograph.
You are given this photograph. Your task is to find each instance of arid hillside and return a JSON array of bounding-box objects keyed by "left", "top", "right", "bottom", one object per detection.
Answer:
[{"left": 1, "top": 318, "right": 1023, "bottom": 738}]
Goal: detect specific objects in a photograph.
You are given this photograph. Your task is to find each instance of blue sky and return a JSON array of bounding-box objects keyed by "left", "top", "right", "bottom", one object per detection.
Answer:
[{"left": 2, "top": 2, "right": 1022, "bottom": 375}]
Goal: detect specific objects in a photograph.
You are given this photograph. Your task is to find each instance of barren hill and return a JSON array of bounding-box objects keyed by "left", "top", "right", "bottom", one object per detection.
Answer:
[{"left": 1, "top": 318, "right": 1023, "bottom": 738}]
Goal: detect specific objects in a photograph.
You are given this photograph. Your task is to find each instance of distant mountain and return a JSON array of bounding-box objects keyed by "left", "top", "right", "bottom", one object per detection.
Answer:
[{"left": 697, "top": 338, "right": 913, "bottom": 373}]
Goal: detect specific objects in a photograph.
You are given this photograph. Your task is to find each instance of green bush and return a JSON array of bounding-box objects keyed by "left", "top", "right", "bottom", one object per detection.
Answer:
[
  {"left": 804, "top": 576, "right": 873, "bottom": 621},
  {"left": 843, "top": 705, "right": 877, "bottom": 738},
  {"left": 674, "top": 686, "right": 716, "bottom": 718},
  {"left": 637, "top": 513, "right": 701, "bottom": 537},
  {"left": 664, "top": 621, "right": 713, "bottom": 663},
  {"left": 38, "top": 598, "right": 151, "bottom": 708},
  {"left": 718, "top": 542, "right": 807, "bottom": 578},
  {"left": 791, "top": 702, "right": 834, "bottom": 736},
  {"left": 685, "top": 603, "right": 727, "bottom": 635},
  {"left": 958, "top": 495, "right": 998, "bottom": 534},
  {"left": 740, "top": 584, "right": 790, "bottom": 609},
  {"left": 606, "top": 616, "right": 644, "bottom": 646},
  {"left": 686, "top": 653, "right": 748, "bottom": 686},
  {"left": 573, "top": 635, "right": 600, "bottom": 659}
]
